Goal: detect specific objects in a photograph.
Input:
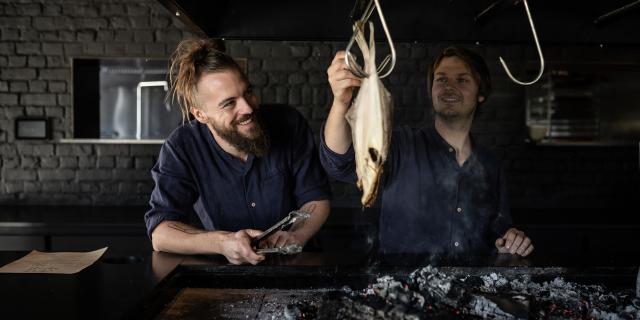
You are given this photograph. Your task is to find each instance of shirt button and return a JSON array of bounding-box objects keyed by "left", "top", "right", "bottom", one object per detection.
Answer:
[
  {"left": 456, "top": 207, "right": 463, "bottom": 213},
  {"left": 250, "top": 202, "right": 256, "bottom": 208},
  {"left": 454, "top": 242, "right": 459, "bottom": 247},
  {"left": 448, "top": 147, "right": 454, "bottom": 153}
]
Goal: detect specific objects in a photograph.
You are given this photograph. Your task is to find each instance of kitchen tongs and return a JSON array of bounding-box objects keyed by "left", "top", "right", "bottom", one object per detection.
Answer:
[{"left": 250, "top": 210, "right": 311, "bottom": 249}]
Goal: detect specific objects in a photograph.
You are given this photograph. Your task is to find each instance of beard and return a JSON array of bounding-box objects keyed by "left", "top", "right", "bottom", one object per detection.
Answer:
[
  {"left": 433, "top": 91, "right": 475, "bottom": 122},
  {"left": 212, "top": 110, "right": 270, "bottom": 157}
]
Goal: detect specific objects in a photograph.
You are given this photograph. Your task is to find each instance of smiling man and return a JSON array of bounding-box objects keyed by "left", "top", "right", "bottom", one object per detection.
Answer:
[
  {"left": 320, "top": 47, "right": 533, "bottom": 259},
  {"left": 144, "top": 38, "right": 330, "bottom": 265}
]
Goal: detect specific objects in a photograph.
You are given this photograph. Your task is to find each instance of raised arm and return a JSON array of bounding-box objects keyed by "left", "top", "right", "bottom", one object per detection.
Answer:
[{"left": 324, "top": 51, "right": 361, "bottom": 154}]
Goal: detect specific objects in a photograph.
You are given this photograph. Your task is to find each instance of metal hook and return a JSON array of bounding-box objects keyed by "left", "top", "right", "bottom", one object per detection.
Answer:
[
  {"left": 499, "top": 0, "right": 545, "bottom": 86},
  {"left": 344, "top": 0, "right": 396, "bottom": 79}
]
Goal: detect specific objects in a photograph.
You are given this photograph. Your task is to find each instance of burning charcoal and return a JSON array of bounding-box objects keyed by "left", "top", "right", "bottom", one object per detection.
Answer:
[
  {"left": 284, "top": 304, "right": 302, "bottom": 320},
  {"left": 467, "top": 294, "right": 517, "bottom": 319}
]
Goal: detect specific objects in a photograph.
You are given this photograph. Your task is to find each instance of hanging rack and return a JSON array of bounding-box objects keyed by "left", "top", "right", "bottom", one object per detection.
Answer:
[
  {"left": 594, "top": 0, "right": 640, "bottom": 26},
  {"left": 498, "top": 0, "right": 545, "bottom": 85},
  {"left": 344, "top": 0, "right": 396, "bottom": 79}
]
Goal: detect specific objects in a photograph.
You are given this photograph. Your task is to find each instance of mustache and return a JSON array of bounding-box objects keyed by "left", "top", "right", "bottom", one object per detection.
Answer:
[
  {"left": 438, "top": 90, "right": 462, "bottom": 100},
  {"left": 233, "top": 114, "right": 254, "bottom": 126}
]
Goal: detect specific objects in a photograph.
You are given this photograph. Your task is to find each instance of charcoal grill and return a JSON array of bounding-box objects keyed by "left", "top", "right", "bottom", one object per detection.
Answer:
[{"left": 129, "top": 253, "right": 639, "bottom": 319}]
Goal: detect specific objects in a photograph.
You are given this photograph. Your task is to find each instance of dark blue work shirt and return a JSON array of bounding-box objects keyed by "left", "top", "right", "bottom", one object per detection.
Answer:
[
  {"left": 319, "top": 125, "right": 512, "bottom": 256},
  {"left": 145, "top": 105, "right": 330, "bottom": 238}
]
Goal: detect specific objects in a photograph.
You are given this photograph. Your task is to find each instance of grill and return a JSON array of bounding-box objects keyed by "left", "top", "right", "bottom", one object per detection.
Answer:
[{"left": 134, "top": 255, "right": 639, "bottom": 320}]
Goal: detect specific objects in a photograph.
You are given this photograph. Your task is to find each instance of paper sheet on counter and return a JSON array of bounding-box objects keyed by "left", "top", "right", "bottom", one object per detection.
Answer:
[{"left": 0, "top": 247, "right": 108, "bottom": 274}]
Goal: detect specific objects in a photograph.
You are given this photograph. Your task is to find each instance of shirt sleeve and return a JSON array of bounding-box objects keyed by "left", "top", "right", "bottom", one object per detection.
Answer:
[
  {"left": 491, "top": 166, "right": 513, "bottom": 239},
  {"left": 289, "top": 116, "right": 332, "bottom": 208},
  {"left": 318, "top": 122, "right": 357, "bottom": 184},
  {"left": 144, "top": 140, "right": 199, "bottom": 239}
]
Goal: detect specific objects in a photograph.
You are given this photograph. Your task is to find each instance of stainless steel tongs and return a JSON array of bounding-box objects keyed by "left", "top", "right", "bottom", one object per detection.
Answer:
[{"left": 250, "top": 210, "right": 311, "bottom": 250}]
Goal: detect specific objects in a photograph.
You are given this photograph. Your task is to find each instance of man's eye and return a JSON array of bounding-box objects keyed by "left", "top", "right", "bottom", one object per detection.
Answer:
[
  {"left": 436, "top": 77, "right": 446, "bottom": 83},
  {"left": 222, "top": 100, "right": 235, "bottom": 109},
  {"left": 457, "top": 78, "right": 469, "bottom": 83}
]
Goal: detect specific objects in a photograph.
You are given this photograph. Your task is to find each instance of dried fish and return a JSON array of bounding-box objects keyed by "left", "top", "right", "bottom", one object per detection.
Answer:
[{"left": 345, "top": 21, "right": 394, "bottom": 207}]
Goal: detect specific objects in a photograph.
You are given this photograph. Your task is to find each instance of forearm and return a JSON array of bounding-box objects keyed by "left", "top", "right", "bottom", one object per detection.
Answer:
[
  {"left": 151, "top": 220, "right": 228, "bottom": 255},
  {"left": 324, "top": 101, "right": 352, "bottom": 154},
  {"left": 291, "top": 200, "right": 330, "bottom": 244}
]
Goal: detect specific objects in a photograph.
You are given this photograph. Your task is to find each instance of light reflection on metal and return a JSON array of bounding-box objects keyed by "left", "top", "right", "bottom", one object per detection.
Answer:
[
  {"left": 345, "top": 0, "right": 396, "bottom": 79},
  {"left": 136, "top": 81, "right": 169, "bottom": 140},
  {"left": 499, "top": 0, "right": 545, "bottom": 86}
]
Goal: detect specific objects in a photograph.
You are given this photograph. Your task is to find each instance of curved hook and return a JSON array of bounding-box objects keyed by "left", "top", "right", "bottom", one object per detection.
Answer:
[
  {"left": 499, "top": 0, "right": 545, "bottom": 86},
  {"left": 344, "top": 0, "right": 396, "bottom": 79}
]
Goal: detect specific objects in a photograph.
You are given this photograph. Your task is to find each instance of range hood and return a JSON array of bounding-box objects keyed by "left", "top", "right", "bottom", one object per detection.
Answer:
[{"left": 158, "top": 0, "right": 640, "bottom": 45}]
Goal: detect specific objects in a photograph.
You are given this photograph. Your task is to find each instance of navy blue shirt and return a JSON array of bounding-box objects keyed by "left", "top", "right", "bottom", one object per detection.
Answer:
[
  {"left": 319, "top": 125, "right": 512, "bottom": 256},
  {"left": 145, "top": 105, "right": 330, "bottom": 238}
]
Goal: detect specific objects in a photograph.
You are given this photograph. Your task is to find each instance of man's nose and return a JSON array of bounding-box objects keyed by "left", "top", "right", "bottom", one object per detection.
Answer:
[{"left": 236, "top": 97, "right": 254, "bottom": 114}]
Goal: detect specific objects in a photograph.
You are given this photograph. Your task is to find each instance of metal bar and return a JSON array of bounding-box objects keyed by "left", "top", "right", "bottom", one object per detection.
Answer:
[
  {"left": 594, "top": 0, "right": 640, "bottom": 25},
  {"left": 474, "top": 0, "right": 505, "bottom": 23},
  {"left": 498, "top": 0, "right": 545, "bottom": 85},
  {"left": 136, "top": 81, "right": 169, "bottom": 140},
  {"left": 344, "top": 0, "right": 396, "bottom": 79}
]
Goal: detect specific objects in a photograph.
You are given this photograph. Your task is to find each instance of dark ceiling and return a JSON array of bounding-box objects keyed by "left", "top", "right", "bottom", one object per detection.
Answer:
[{"left": 158, "top": 0, "right": 640, "bottom": 45}]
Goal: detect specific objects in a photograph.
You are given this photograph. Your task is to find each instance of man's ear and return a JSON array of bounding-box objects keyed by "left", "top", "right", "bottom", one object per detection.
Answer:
[
  {"left": 190, "top": 106, "right": 208, "bottom": 124},
  {"left": 478, "top": 95, "right": 485, "bottom": 103}
]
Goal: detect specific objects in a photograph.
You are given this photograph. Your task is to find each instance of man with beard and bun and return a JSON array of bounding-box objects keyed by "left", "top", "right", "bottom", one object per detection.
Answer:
[
  {"left": 320, "top": 47, "right": 534, "bottom": 259},
  {"left": 145, "top": 38, "right": 331, "bottom": 265}
]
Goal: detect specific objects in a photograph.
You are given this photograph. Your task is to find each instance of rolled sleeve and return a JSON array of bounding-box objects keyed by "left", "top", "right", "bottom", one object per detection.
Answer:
[
  {"left": 144, "top": 141, "right": 198, "bottom": 239},
  {"left": 290, "top": 117, "right": 331, "bottom": 208},
  {"left": 318, "top": 122, "right": 357, "bottom": 184}
]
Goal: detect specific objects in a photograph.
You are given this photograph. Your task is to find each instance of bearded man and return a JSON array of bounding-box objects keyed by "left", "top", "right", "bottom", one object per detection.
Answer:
[
  {"left": 145, "top": 39, "right": 330, "bottom": 265},
  {"left": 320, "top": 47, "right": 533, "bottom": 258}
]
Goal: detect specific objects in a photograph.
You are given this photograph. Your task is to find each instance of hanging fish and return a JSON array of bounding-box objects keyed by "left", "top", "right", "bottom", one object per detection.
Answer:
[{"left": 345, "top": 21, "right": 394, "bottom": 207}]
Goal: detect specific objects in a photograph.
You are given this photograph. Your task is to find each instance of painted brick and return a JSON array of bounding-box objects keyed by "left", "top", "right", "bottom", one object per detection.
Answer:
[
  {"left": 115, "top": 157, "right": 133, "bottom": 169},
  {"left": 113, "top": 169, "right": 151, "bottom": 181},
  {"left": 39, "top": 68, "right": 68, "bottom": 80},
  {"left": 20, "top": 93, "right": 56, "bottom": 106},
  {"left": 96, "top": 145, "right": 129, "bottom": 156},
  {"left": 9, "top": 81, "right": 27, "bottom": 92},
  {"left": 78, "top": 156, "right": 96, "bottom": 168},
  {"left": 46, "top": 56, "right": 65, "bottom": 67},
  {"left": 1, "top": 68, "right": 36, "bottom": 80},
  {"left": 59, "top": 156, "right": 78, "bottom": 169},
  {"left": 3, "top": 168, "right": 36, "bottom": 181},
  {"left": 80, "top": 182, "right": 99, "bottom": 193},
  {"left": 40, "top": 156, "right": 59, "bottom": 168},
  {"left": 8, "top": 56, "right": 26, "bottom": 67},
  {"left": 130, "top": 145, "right": 160, "bottom": 156},
  {"left": 134, "top": 157, "right": 154, "bottom": 169},
  {"left": 4, "top": 181, "right": 23, "bottom": 193},
  {"left": 75, "top": 18, "right": 108, "bottom": 29},
  {"left": 77, "top": 169, "right": 112, "bottom": 180},
  {"left": 77, "top": 30, "right": 96, "bottom": 42},
  {"left": 38, "top": 169, "right": 74, "bottom": 181},
  {"left": 0, "top": 17, "right": 30, "bottom": 28},
  {"left": 99, "top": 4, "right": 125, "bottom": 16},
  {"left": 48, "top": 81, "right": 66, "bottom": 93},
  {"left": 20, "top": 156, "right": 37, "bottom": 169},
  {"left": 56, "top": 144, "right": 92, "bottom": 156},
  {"left": 58, "top": 30, "right": 74, "bottom": 42},
  {"left": 97, "top": 156, "right": 115, "bottom": 169},
  {"left": 42, "top": 4, "right": 61, "bottom": 15}
]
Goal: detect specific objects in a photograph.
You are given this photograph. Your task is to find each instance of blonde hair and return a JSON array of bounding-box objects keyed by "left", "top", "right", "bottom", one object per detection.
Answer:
[{"left": 167, "top": 38, "right": 242, "bottom": 124}]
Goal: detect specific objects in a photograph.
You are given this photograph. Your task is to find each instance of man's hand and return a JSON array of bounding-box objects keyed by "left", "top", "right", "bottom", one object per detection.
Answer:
[
  {"left": 327, "top": 51, "right": 361, "bottom": 110},
  {"left": 219, "top": 229, "right": 265, "bottom": 265},
  {"left": 260, "top": 231, "right": 305, "bottom": 250},
  {"left": 495, "top": 228, "right": 534, "bottom": 257}
]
